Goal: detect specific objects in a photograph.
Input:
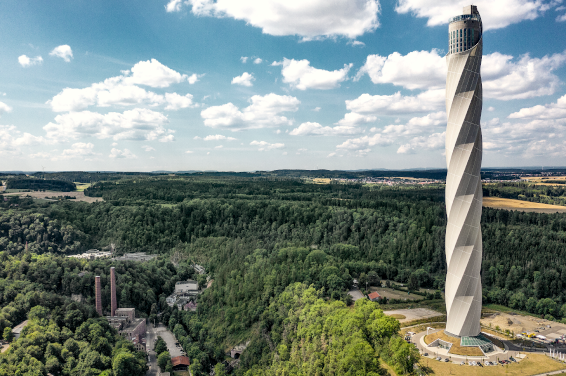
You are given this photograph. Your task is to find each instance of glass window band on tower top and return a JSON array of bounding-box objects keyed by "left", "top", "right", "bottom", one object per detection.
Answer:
[{"left": 448, "top": 5, "right": 482, "bottom": 54}]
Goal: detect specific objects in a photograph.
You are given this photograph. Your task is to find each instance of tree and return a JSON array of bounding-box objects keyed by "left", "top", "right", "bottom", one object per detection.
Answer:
[
  {"left": 367, "top": 271, "right": 380, "bottom": 286},
  {"left": 358, "top": 273, "right": 368, "bottom": 289},
  {"left": 157, "top": 351, "right": 171, "bottom": 372},
  {"left": 3, "top": 327, "right": 13, "bottom": 342},
  {"left": 154, "top": 336, "right": 167, "bottom": 355},
  {"left": 407, "top": 274, "right": 419, "bottom": 292},
  {"left": 213, "top": 362, "right": 227, "bottom": 376}
]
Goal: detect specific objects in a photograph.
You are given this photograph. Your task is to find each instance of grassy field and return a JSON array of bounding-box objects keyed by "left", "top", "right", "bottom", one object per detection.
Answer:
[
  {"left": 388, "top": 314, "right": 406, "bottom": 319},
  {"left": 372, "top": 286, "right": 422, "bottom": 301},
  {"left": 312, "top": 178, "right": 331, "bottom": 184},
  {"left": 74, "top": 182, "right": 92, "bottom": 192},
  {"left": 483, "top": 197, "right": 566, "bottom": 213},
  {"left": 419, "top": 353, "right": 566, "bottom": 375}
]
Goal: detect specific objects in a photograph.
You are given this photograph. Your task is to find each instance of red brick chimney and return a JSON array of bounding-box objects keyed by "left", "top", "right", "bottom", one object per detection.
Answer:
[
  {"left": 110, "top": 267, "right": 117, "bottom": 316},
  {"left": 95, "top": 276, "right": 102, "bottom": 316}
]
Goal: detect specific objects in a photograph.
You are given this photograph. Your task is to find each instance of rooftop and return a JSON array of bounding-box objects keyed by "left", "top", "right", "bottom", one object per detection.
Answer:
[
  {"left": 449, "top": 14, "right": 481, "bottom": 24},
  {"left": 171, "top": 355, "right": 191, "bottom": 367},
  {"left": 368, "top": 292, "right": 381, "bottom": 299},
  {"left": 115, "top": 308, "right": 135, "bottom": 312}
]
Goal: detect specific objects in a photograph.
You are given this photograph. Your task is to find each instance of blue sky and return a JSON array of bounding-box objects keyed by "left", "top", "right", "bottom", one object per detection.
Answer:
[{"left": 1, "top": 0, "right": 566, "bottom": 172}]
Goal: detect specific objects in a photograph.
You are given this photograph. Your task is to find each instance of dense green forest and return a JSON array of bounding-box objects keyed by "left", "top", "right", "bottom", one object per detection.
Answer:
[
  {"left": 6, "top": 179, "right": 76, "bottom": 192},
  {"left": 2, "top": 176, "right": 566, "bottom": 375},
  {"left": 0, "top": 253, "right": 147, "bottom": 375},
  {"left": 484, "top": 182, "right": 566, "bottom": 206}
]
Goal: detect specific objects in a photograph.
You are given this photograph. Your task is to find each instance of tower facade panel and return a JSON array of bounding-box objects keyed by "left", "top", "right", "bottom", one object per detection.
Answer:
[{"left": 445, "top": 5, "right": 483, "bottom": 338}]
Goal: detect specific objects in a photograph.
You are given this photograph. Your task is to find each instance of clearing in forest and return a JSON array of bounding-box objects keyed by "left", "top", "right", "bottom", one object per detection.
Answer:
[
  {"left": 482, "top": 197, "right": 566, "bottom": 213},
  {"left": 383, "top": 308, "right": 443, "bottom": 323},
  {"left": 3, "top": 191, "right": 103, "bottom": 203}
]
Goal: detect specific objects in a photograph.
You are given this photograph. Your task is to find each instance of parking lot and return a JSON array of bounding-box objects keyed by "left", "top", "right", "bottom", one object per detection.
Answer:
[{"left": 153, "top": 325, "right": 185, "bottom": 357}]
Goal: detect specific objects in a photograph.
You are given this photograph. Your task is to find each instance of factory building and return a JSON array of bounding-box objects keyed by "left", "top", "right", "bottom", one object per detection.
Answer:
[{"left": 94, "top": 267, "right": 147, "bottom": 351}]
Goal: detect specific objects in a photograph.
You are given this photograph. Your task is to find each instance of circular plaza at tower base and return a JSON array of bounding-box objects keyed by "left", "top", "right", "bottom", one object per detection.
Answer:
[{"left": 421, "top": 329, "right": 504, "bottom": 358}]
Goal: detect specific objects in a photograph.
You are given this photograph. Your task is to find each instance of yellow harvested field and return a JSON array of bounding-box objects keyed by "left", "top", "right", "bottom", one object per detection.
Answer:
[
  {"left": 312, "top": 178, "right": 331, "bottom": 184},
  {"left": 519, "top": 176, "right": 566, "bottom": 186},
  {"left": 420, "top": 353, "right": 566, "bottom": 376},
  {"left": 483, "top": 197, "right": 566, "bottom": 213}
]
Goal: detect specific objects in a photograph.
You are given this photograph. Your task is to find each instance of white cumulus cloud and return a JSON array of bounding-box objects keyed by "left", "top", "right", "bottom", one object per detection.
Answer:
[
  {"left": 47, "top": 59, "right": 199, "bottom": 112},
  {"left": 18, "top": 55, "right": 43, "bottom": 67},
  {"left": 290, "top": 122, "right": 363, "bottom": 136},
  {"left": 201, "top": 93, "right": 300, "bottom": 130},
  {"left": 397, "top": 132, "right": 445, "bottom": 154},
  {"left": 336, "top": 133, "right": 392, "bottom": 150},
  {"left": 396, "top": 0, "right": 556, "bottom": 31},
  {"left": 164, "top": 93, "right": 196, "bottom": 110},
  {"left": 277, "top": 58, "right": 352, "bottom": 90},
  {"left": 165, "top": 0, "right": 184, "bottom": 12},
  {"left": 0, "top": 125, "right": 49, "bottom": 155},
  {"left": 61, "top": 142, "right": 98, "bottom": 159},
  {"left": 250, "top": 140, "right": 284, "bottom": 151},
  {"left": 43, "top": 108, "right": 172, "bottom": 142},
  {"left": 110, "top": 148, "right": 137, "bottom": 159},
  {"left": 355, "top": 49, "right": 566, "bottom": 100},
  {"left": 184, "top": 0, "right": 380, "bottom": 40},
  {"left": 0, "top": 102, "right": 12, "bottom": 116},
  {"left": 231, "top": 72, "right": 255, "bottom": 87},
  {"left": 356, "top": 50, "right": 445, "bottom": 90},
  {"left": 50, "top": 45, "right": 73, "bottom": 62},
  {"left": 203, "top": 134, "right": 236, "bottom": 141},
  {"left": 482, "top": 51, "right": 566, "bottom": 100},
  {"left": 345, "top": 89, "right": 445, "bottom": 116},
  {"left": 508, "top": 94, "right": 566, "bottom": 120}
]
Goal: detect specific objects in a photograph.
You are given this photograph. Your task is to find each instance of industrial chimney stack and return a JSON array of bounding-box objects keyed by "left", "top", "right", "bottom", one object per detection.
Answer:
[
  {"left": 110, "top": 267, "right": 117, "bottom": 316},
  {"left": 95, "top": 276, "right": 103, "bottom": 316}
]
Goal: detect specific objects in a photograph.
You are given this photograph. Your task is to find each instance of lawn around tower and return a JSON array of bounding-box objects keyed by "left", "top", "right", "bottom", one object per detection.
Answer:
[{"left": 419, "top": 353, "right": 566, "bottom": 375}]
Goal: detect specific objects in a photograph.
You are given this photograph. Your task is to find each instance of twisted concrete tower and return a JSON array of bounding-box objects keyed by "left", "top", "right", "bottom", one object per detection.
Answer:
[{"left": 444, "top": 5, "right": 483, "bottom": 337}]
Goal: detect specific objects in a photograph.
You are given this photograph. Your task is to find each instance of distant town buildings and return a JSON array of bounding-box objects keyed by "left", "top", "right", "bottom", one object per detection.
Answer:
[{"left": 68, "top": 249, "right": 111, "bottom": 260}]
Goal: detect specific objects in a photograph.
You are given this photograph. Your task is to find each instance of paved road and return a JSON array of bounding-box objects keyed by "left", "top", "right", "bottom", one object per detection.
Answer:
[
  {"left": 146, "top": 323, "right": 159, "bottom": 376},
  {"left": 348, "top": 289, "right": 364, "bottom": 301}
]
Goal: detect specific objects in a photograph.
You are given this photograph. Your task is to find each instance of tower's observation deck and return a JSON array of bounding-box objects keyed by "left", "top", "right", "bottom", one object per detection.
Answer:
[{"left": 448, "top": 6, "right": 482, "bottom": 55}]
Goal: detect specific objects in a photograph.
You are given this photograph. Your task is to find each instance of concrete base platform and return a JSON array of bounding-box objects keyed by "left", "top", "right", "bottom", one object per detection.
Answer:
[{"left": 415, "top": 329, "right": 514, "bottom": 362}]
